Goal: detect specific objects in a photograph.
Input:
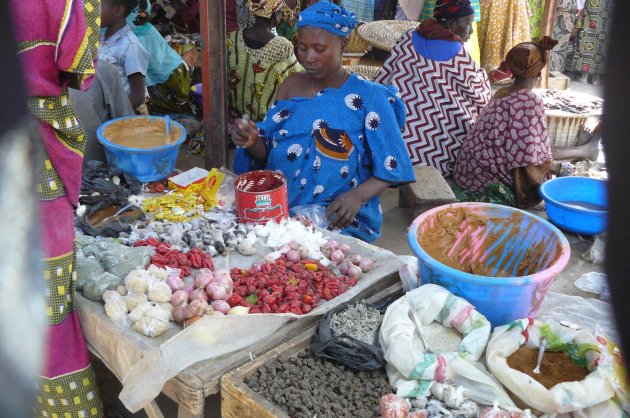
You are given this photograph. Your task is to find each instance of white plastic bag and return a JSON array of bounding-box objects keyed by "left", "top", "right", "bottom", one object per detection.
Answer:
[
  {"left": 380, "top": 284, "right": 514, "bottom": 408},
  {"left": 486, "top": 319, "right": 623, "bottom": 417}
]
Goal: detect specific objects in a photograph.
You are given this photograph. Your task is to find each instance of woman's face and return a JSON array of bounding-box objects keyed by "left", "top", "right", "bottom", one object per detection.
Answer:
[
  {"left": 448, "top": 14, "right": 475, "bottom": 42},
  {"left": 297, "top": 26, "right": 347, "bottom": 80}
]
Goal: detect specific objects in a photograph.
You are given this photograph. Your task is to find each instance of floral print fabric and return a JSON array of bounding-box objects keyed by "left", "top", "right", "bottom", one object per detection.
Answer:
[
  {"left": 453, "top": 89, "right": 552, "bottom": 193},
  {"left": 234, "top": 74, "right": 415, "bottom": 242}
]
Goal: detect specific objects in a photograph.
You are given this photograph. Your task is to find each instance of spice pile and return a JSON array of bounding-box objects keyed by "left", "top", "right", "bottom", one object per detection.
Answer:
[
  {"left": 330, "top": 302, "right": 383, "bottom": 346},
  {"left": 246, "top": 351, "right": 393, "bottom": 418},
  {"left": 507, "top": 345, "right": 590, "bottom": 389}
]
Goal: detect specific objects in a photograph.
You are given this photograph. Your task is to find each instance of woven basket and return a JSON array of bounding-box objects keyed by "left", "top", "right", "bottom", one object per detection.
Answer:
[
  {"left": 357, "top": 20, "right": 418, "bottom": 52},
  {"left": 344, "top": 65, "right": 381, "bottom": 81},
  {"left": 346, "top": 24, "right": 370, "bottom": 54},
  {"left": 534, "top": 89, "right": 603, "bottom": 147}
]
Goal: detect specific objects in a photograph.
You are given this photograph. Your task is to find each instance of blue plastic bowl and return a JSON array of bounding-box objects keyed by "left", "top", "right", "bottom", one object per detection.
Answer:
[
  {"left": 97, "top": 115, "right": 187, "bottom": 182},
  {"left": 191, "top": 83, "right": 202, "bottom": 107},
  {"left": 539, "top": 176, "right": 608, "bottom": 235},
  {"left": 408, "top": 203, "right": 571, "bottom": 327}
]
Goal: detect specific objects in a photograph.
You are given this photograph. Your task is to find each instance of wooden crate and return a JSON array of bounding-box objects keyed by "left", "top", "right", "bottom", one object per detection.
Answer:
[
  {"left": 220, "top": 282, "right": 403, "bottom": 418},
  {"left": 548, "top": 71, "right": 571, "bottom": 90}
]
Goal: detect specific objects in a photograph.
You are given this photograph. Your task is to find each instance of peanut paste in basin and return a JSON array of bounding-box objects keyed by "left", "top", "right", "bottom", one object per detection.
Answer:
[
  {"left": 417, "top": 207, "right": 563, "bottom": 277},
  {"left": 103, "top": 118, "right": 182, "bottom": 149}
]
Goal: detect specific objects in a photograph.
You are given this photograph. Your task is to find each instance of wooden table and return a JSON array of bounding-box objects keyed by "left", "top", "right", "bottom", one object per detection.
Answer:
[{"left": 76, "top": 233, "right": 404, "bottom": 417}]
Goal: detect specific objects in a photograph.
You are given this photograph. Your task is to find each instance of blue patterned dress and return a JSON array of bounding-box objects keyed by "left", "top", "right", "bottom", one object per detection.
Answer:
[{"left": 234, "top": 74, "right": 415, "bottom": 242}]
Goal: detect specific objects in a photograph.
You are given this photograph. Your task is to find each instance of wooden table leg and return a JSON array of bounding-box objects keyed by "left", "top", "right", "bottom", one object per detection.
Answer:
[
  {"left": 177, "top": 403, "right": 205, "bottom": 418},
  {"left": 144, "top": 401, "right": 166, "bottom": 418}
]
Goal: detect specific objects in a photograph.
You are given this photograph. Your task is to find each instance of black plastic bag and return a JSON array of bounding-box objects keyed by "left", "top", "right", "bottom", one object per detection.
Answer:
[
  {"left": 77, "top": 160, "right": 145, "bottom": 237},
  {"left": 76, "top": 204, "right": 145, "bottom": 238},
  {"left": 310, "top": 300, "right": 388, "bottom": 371}
]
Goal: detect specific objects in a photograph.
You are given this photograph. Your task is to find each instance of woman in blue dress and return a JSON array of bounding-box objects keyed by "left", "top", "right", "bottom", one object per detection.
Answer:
[{"left": 233, "top": 0, "right": 415, "bottom": 242}]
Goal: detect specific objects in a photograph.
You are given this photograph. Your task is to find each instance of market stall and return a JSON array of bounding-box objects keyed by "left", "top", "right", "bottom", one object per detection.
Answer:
[{"left": 74, "top": 158, "right": 407, "bottom": 417}]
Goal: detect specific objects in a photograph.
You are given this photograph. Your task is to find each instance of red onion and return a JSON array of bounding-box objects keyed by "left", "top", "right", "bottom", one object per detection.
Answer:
[
  {"left": 172, "top": 306, "right": 188, "bottom": 323},
  {"left": 190, "top": 288, "right": 209, "bottom": 302},
  {"left": 348, "top": 254, "right": 362, "bottom": 265},
  {"left": 213, "top": 274, "right": 234, "bottom": 293},
  {"left": 211, "top": 300, "right": 230, "bottom": 314},
  {"left": 278, "top": 244, "right": 291, "bottom": 254},
  {"left": 206, "top": 282, "right": 228, "bottom": 301},
  {"left": 194, "top": 271, "right": 214, "bottom": 289},
  {"left": 286, "top": 249, "right": 300, "bottom": 263},
  {"left": 339, "top": 244, "right": 351, "bottom": 257},
  {"left": 289, "top": 240, "right": 299, "bottom": 250},
  {"left": 330, "top": 249, "right": 345, "bottom": 265},
  {"left": 249, "top": 262, "right": 263, "bottom": 274},
  {"left": 214, "top": 269, "right": 231, "bottom": 282},
  {"left": 167, "top": 276, "right": 184, "bottom": 292},
  {"left": 338, "top": 260, "right": 351, "bottom": 275},
  {"left": 187, "top": 299, "right": 208, "bottom": 318},
  {"left": 324, "top": 239, "right": 339, "bottom": 250},
  {"left": 359, "top": 258, "right": 375, "bottom": 272},
  {"left": 170, "top": 289, "right": 189, "bottom": 306},
  {"left": 184, "top": 281, "right": 195, "bottom": 295},
  {"left": 347, "top": 264, "right": 363, "bottom": 279}
]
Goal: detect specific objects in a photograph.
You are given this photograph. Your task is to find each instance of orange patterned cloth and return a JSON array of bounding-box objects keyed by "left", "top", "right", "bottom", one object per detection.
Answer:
[{"left": 477, "top": 0, "right": 532, "bottom": 72}]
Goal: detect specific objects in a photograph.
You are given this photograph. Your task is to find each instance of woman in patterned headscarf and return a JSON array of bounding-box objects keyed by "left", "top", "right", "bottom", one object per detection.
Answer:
[
  {"left": 452, "top": 37, "right": 558, "bottom": 208},
  {"left": 227, "top": 0, "right": 302, "bottom": 125},
  {"left": 376, "top": 0, "right": 491, "bottom": 177},
  {"left": 233, "top": 1, "right": 415, "bottom": 242}
]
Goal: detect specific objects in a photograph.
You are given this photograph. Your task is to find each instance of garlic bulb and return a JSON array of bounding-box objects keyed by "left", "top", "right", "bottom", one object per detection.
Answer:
[
  {"left": 125, "top": 292, "right": 148, "bottom": 311},
  {"left": 124, "top": 270, "right": 149, "bottom": 294},
  {"left": 148, "top": 281, "right": 172, "bottom": 303},
  {"left": 132, "top": 317, "right": 170, "bottom": 337}
]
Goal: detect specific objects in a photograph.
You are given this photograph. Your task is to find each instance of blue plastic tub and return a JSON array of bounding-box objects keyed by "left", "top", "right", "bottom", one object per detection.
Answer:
[
  {"left": 97, "top": 115, "right": 186, "bottom": 182},
  {"left": 191, "top": 83, "right": 202, "bottom": 107},
  {"left": 408, "top": 203, "right": 571, "bottom": 327},
  {"left": 539, "top": 176, "right": 608, "bottom": 235}
]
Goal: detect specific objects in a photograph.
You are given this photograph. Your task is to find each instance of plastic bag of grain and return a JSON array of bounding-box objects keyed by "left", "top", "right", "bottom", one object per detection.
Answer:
[
  {"left": 486, "top": 319, "right": 626, "bottom": 417},
  {"left": 380, "top": 284, "right": 515, "bottom": 408}
]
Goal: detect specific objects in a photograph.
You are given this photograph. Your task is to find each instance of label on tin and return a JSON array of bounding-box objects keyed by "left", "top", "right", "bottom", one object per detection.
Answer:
[{"left": 255, "top": 194, "right": 272, "bottom": 207}]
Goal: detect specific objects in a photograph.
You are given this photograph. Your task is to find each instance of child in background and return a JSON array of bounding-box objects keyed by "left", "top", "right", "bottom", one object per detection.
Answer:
[
  {"left": 100, "top": 0, "right": 150, "bottom": 109},
  {"left": 127, "top": 1, "right": 194, "bottom": 114}
]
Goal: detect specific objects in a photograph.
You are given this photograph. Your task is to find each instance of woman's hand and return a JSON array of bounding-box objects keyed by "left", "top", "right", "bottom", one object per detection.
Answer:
[
  {"left": 232, "top": 118, "right": 259, "bottom": 149},
  {"left": 326, "top": 189, "right": 365, "bottom": 230},
  {"left": 326, "top": 177, "right": 391, "bottom": 230}
]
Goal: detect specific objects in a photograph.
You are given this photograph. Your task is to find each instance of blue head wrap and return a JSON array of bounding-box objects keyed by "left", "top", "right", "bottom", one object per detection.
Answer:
[{"left": 297, "top": 1, "right": 357, "bottom": 38}]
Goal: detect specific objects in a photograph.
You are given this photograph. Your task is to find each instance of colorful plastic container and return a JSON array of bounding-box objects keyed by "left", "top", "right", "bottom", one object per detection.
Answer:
[
  {"left": 408, "top": 203, "right": 571, "bottom": 327},
  {"left": 97, "top": 115, "right": 187, "bottom": 182},
  {"left": 235, "top": 170, "right": 289, "bottom": 225},
  {"left": 539, "top": 176, "right": 608, "bottom": 235}
]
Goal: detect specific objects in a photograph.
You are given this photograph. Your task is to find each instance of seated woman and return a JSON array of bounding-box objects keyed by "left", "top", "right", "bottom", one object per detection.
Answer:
[
  {"left": 233, "top": 0, "right": 415, "bottom": 242},
  {"left": 452, "top": 37, "right": 559, "bottom": 208},
  {"left": 227, "top": 0, "right": 302, "bottom": 123},
  {"left": 375, "top": 0, "right": 491, "bottom": 176}
]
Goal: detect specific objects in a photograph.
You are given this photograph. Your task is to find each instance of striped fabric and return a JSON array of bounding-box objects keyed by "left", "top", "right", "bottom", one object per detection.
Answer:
[{"left": 375, "top": 30, "right": 490, "bottom": 176}]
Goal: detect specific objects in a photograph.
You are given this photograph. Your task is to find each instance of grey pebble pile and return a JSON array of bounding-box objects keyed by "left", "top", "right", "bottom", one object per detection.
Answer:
[{"left": 245, "top": 351, "right": 393, "bottom": 418}]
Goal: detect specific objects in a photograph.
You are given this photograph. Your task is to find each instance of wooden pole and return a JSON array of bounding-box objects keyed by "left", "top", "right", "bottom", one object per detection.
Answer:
[
  {"left": 540, "top": 0, "right": 558, "bottom": 88},
  {"left": 200, "top": 0, "right": 228, "bottom": 169}
]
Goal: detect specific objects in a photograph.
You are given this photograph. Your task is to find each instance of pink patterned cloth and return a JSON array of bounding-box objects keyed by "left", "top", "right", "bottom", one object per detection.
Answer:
[{"left": 453, "top": 89, "right": 552, "bottom": 193}]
